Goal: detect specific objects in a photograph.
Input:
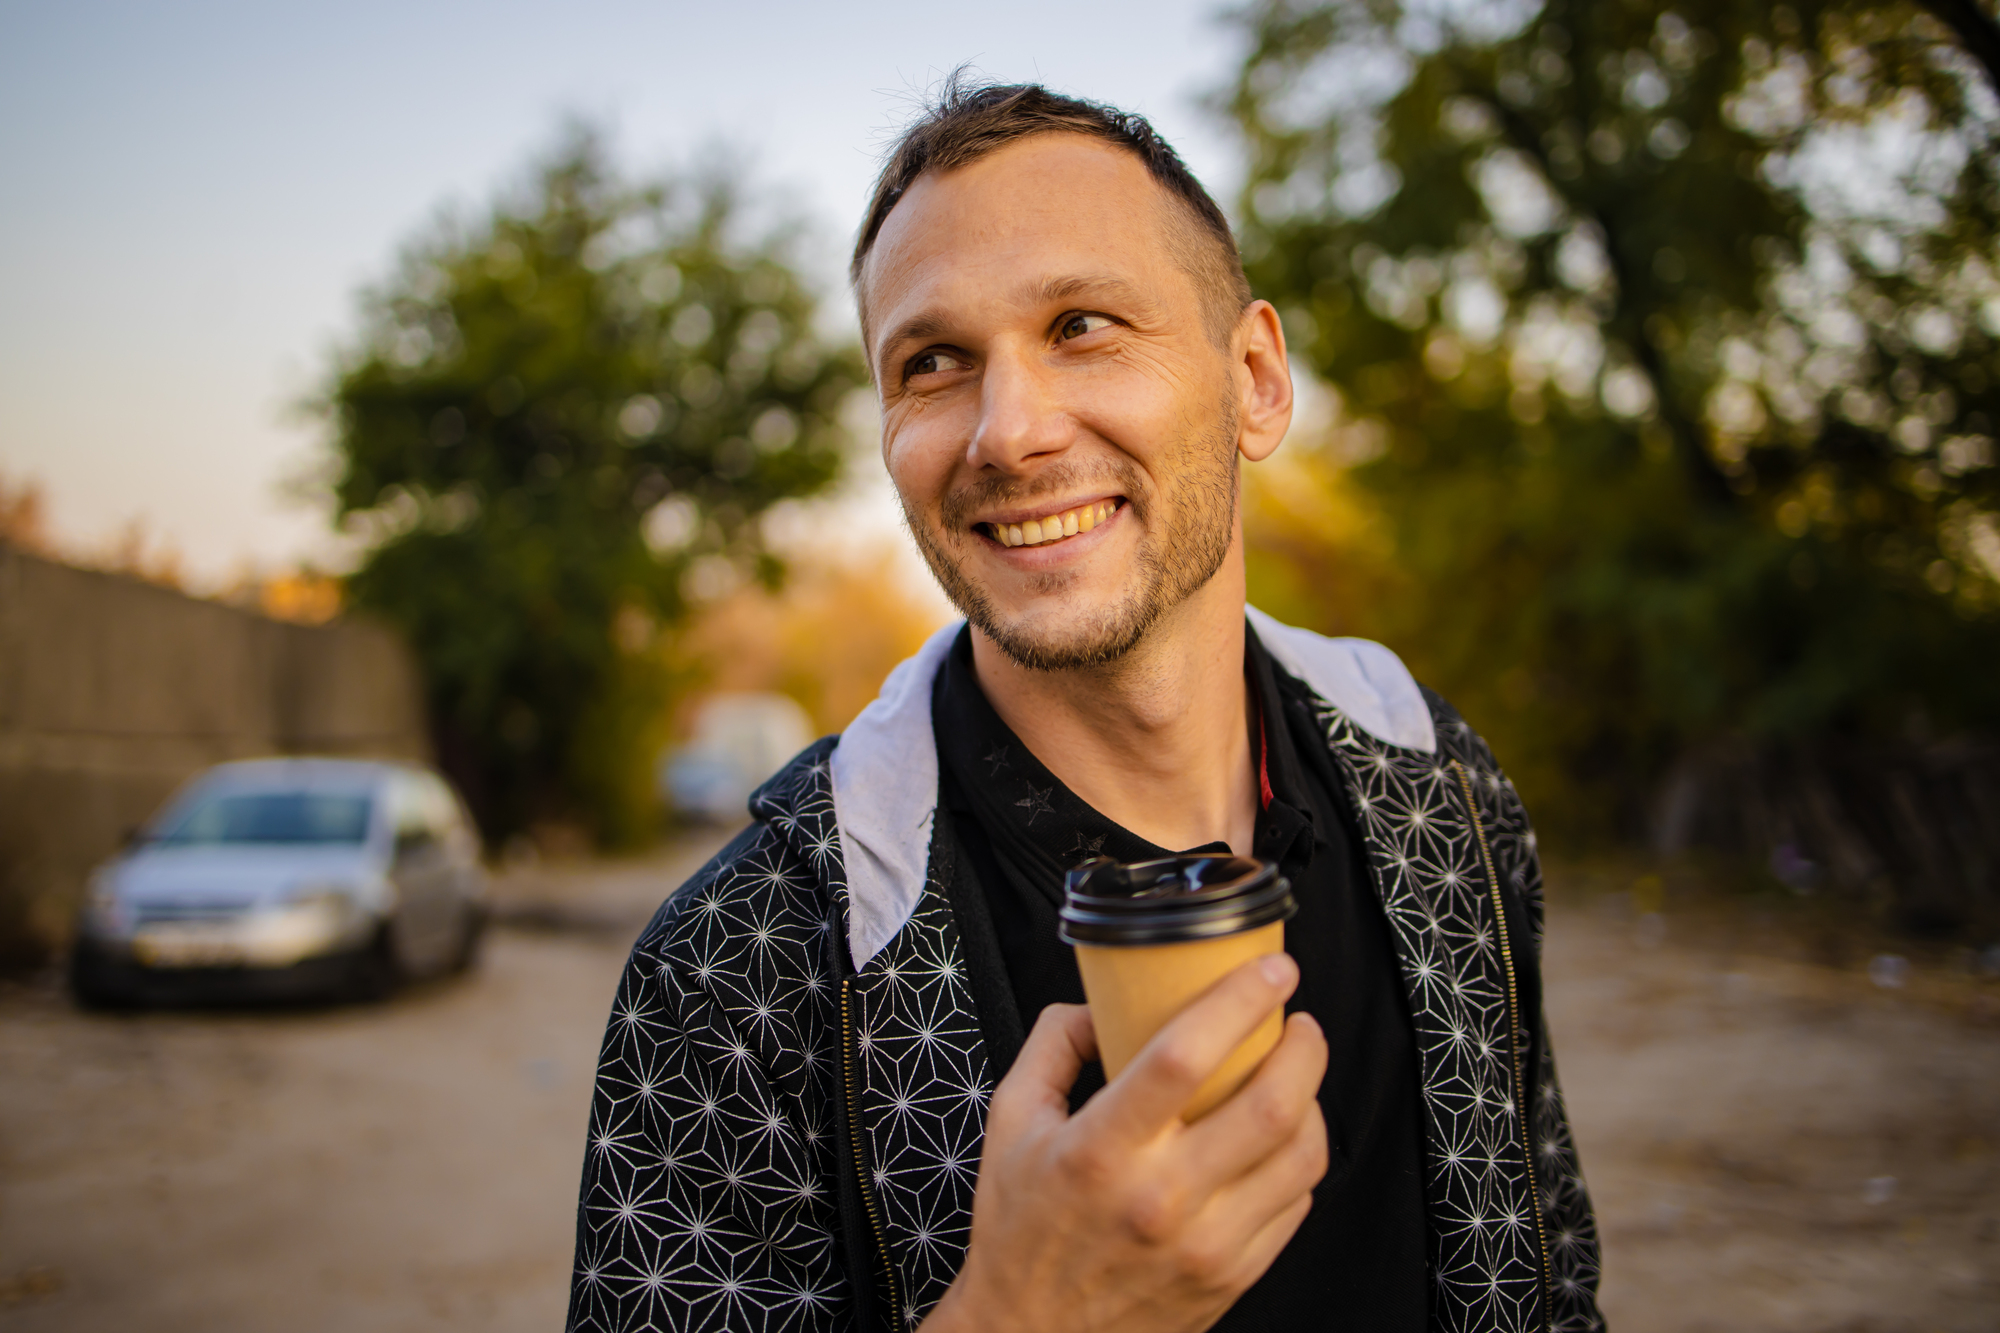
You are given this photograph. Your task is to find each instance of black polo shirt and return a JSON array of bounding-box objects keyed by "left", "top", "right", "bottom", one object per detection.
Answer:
[{"left": 930, "top": 622, "right": 1429, "bottom": 1331}]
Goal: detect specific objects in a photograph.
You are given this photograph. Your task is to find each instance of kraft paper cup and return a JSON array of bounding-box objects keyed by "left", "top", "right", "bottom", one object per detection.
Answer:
[{"left": 1060, "top": 856, "right": 1297, "bottom": 1122}]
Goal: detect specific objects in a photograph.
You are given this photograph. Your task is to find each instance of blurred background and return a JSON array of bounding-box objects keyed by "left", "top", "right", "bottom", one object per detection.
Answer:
[{"left": 2, "top": 0, "right": 1997, "bottom": 1329}]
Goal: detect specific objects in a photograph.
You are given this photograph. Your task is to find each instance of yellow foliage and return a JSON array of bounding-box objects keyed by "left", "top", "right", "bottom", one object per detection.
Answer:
[
  {"left": 258, "top": 572, "right": 343, "bottom": 625},
  {"left": 675, "top": 545, "right": 951, "bottom": 736},
  {"left": 1242, "top": 445, "right": 1407, "bottom": 640},
  {"left": 0, "top": 473, "right": 56, "bottom": 556}
]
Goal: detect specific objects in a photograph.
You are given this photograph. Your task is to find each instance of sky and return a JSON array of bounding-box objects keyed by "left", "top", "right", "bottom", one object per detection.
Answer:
[{"left": 0, "top": 0, "right": 1250, "bottom": 589}]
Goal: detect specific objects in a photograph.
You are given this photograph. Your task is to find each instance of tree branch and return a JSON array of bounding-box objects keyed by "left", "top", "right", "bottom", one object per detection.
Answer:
[
  {"left": 1475, "top": 93, "right": 1737, "bottom": 508},
  {"left": 1917, "top": 0, "right": 2000, "bottom": 95}
]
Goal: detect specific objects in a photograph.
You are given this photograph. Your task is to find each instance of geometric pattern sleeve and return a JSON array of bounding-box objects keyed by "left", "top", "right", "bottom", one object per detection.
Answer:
[
  {"left": 1446, "top": 709, "right": 1606, "bottom": 1333},
  {"left": 566, "top": 822, "right": 855, "bottom": 1333},
  {"left": 1531, "top": 1016, "right": 1606, "bottom": 1332},
  {"left": 845, "top": 857, "right": 993, "bottom": 1327}
]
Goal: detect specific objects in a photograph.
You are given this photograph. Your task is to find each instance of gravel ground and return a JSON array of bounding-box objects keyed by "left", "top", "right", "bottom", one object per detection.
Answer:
[
  {"left": 1546, "top": 881, "right": 1999, "bottom": 1332},
  {"left": 0, "top": 836, "right": 1993, "bottom": 1331}
]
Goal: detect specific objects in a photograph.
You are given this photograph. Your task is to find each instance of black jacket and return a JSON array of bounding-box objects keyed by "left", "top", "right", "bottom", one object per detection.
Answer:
[{"left": 568, "top": 620, "right": 1604, "bottom": 1333}]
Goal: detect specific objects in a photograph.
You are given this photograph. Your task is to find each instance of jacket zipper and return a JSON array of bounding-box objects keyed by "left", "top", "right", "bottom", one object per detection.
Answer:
[
  {"left": 1452, "top": 759, "right": 1554, "bottom": 1324},
  {"left": 841, "top": 976, "right": 903, "bottom": 1328}
]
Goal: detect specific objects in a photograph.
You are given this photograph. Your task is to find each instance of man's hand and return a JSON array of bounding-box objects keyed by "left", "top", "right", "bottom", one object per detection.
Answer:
[{"left": 919, "top": 953, "right": 1329, "bottom": 1333}]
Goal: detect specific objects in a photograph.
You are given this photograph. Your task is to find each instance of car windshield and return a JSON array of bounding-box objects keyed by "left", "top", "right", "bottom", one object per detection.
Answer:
[{"left": 156, "top": 791, "right": 375, "bottom": 846}]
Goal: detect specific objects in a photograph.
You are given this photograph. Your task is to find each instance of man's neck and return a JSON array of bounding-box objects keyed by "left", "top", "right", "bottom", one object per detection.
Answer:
[{"left": 969, "top": 544, "right": 1257, "bottom": 857}]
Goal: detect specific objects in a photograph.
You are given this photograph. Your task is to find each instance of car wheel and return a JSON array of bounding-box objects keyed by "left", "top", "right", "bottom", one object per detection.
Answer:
[
  {"left": 448, "top": 903, "right": 488, "bottom": 975},
  {"left": 69, "top": 944, "right": 141, "bottom": 1011},
  {"left": 346, "top": 924, "right": 402, "bottom": 1002}
]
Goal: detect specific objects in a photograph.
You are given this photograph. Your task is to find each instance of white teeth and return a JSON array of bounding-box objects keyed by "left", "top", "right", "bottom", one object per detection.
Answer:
[{"left": 990, "top": 501, "right": 1116, "bottom": 547}]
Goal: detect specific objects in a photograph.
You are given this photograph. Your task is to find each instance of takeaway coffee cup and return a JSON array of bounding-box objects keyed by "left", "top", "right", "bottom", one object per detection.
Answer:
[{"left": 1059, "top": 855, "right": 1297, "bottom": 1121}]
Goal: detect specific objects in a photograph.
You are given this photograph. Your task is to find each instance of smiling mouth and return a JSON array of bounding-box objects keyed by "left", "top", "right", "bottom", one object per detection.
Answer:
[{"left": 979, "top": 499, "right": 1124, "bottom": 549}]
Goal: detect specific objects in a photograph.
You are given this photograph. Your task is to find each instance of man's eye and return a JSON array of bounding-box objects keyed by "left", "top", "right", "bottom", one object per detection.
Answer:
[
  {"left": 1059, "top": 313, "right": 1113, "bottom": 341},
  {"left": 909, "top": 349, "right": 969, "bottom": 377}
]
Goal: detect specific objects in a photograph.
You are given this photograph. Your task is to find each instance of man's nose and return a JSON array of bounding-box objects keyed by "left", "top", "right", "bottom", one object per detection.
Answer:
[{"left": 965, "top": 346, "right": 1070, "bottom": 474}]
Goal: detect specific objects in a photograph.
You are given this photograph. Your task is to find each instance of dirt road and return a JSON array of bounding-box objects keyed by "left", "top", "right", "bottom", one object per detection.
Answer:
[{"left": 1, "top": 837, "right": 1993, "bottom": 1331}]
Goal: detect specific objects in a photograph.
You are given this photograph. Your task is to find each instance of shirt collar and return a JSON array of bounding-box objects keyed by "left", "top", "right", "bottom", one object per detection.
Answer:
[{"left": 932, "top": 621, "right": 1318, "bottom": 903}]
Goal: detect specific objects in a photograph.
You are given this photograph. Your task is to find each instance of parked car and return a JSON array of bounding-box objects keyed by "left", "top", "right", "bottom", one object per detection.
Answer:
[{"left": 70, "top": 757, "right": 489, "bottom": 1006}]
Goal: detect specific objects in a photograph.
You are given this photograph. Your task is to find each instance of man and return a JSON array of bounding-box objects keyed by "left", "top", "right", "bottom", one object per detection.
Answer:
[{"left": 569, "top": 81, "right": 1603, "bottom": 1333}]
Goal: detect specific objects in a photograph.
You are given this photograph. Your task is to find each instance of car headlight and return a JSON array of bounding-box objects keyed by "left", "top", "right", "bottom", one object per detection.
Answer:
[
  {"left": 86, "top": 873, "right": 128, "bottom": 936},
  {"left": 285, "top": 885, "right": 363, "bottom": 930},
  {"left": 287, "top": 882, "right": 354, "bottom": 903},
  {"left": 227, "top": 887, "right": 366, "bottom": 966}
]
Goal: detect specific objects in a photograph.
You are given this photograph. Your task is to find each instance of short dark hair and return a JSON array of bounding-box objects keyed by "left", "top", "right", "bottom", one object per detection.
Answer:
[{"left": 850, "top": 75, "right": 1253, "bottom": 344}]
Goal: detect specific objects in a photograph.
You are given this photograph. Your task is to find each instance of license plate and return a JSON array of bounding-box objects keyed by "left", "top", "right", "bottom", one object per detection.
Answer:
[{"left": 133, "top": 927, "right": 247, "bottom": 968}]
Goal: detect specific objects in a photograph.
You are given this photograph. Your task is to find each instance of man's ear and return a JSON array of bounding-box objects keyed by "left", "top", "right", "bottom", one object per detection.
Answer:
[{"left": 1233, "top": 300, "right": 1293, "bottom": 463}]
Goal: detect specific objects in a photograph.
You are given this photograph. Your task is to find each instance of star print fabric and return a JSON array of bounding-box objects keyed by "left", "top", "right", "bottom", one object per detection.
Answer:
[
  {"left": 1442, "top": 713, "right": 1604, "bottom": 1332},
  {"left": 845, "top": 858, "right": 993, "bottom": 1322},
  {"left": 568, "top": 750, "right": 855, "bottom": 1332},
  {"left": 1319, "top": 694, "right": 1603, "bottom": 1332},
  {"left": 568, "top": 681, "right": 1603, "bottom": 1333}
]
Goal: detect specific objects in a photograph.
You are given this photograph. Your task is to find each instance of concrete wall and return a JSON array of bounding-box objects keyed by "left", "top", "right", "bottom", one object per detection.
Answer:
[{"left": 0, "top": 544, "right": 428, "bottom": 963}]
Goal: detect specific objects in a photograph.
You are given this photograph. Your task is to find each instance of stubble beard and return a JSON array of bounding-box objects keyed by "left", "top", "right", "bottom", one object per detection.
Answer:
[{"left": 902, "top": 399, "right": 1241, "bottom": 673}]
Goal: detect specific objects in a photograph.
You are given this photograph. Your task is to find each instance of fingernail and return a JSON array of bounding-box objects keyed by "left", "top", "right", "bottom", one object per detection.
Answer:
[{"left": 1259, "top": 954, "right": 1293, "bottom": 986}]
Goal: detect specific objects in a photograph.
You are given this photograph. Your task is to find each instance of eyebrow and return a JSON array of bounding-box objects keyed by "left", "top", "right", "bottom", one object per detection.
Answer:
[
  {"left": 873, "top": 271, "right": 1165, "bottom": 377},
  {"left": 876, "top": 310, "right": 955, "bottom": 372},
  {"left": 1032, "top": 272, "right": 1157, "bottom": 313}
]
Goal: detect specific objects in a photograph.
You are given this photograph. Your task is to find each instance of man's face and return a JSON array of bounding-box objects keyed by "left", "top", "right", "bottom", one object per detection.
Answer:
[{"left": 860, "top": 135, "right": 1243, "bottom": 671}]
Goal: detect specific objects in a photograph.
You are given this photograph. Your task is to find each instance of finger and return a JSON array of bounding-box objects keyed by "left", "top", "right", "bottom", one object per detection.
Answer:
[
  {"left": 1194, "top": 1099, "right": 1328, "bottom": 1263},
  {"left": 987, "top": 1002, "right": 1096, "bottom": 1136},
  {"left": 1111, "top": 1016, "right": 1323, "bottom": 1248},
  {"left": 1226, "top": 1187, "right": 1317, "bottom": 1293},
  {"left": 1090, "top": 952, "right": 1299, "bottom": 1139},
  {"left": 1164, "top": 1144, "right": 1319, "bottom": 1307},
  {"left": 1177, "top": 1011, "right": 1328, "bottom": 1193}
]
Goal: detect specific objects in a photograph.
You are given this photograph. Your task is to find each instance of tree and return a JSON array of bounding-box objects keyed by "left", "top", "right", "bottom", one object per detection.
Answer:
[
  {"left": 1224, "top": 0, "right": 2000, "bottom": 843},
  {"left": 324, "top": 130, "right": 863, "bottom": 845}
]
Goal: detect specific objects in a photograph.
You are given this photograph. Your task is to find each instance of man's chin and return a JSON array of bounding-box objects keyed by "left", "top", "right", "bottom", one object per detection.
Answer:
[
  {"left": 971, "top": 598, "right": 1158, "bottom": 673},
  {"left": 910, "top": 521, "right": 1169, "bottom": 672}
]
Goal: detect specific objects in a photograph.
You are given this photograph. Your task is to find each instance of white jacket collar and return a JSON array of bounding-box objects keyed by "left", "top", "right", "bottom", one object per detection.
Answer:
[{"left": 827, "top": 610, "right": 1436, "bottom": 970}]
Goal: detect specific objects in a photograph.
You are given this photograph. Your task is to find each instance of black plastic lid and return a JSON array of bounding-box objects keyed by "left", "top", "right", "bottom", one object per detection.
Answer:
[{"left": 1058, "top": 855, "right": 1297, "bottom": 946}]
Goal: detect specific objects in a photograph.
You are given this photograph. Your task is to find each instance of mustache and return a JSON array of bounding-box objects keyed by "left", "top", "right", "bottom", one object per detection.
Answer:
[{"left": 936, "top": 459, "right": 1144, "bottom": 531}]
